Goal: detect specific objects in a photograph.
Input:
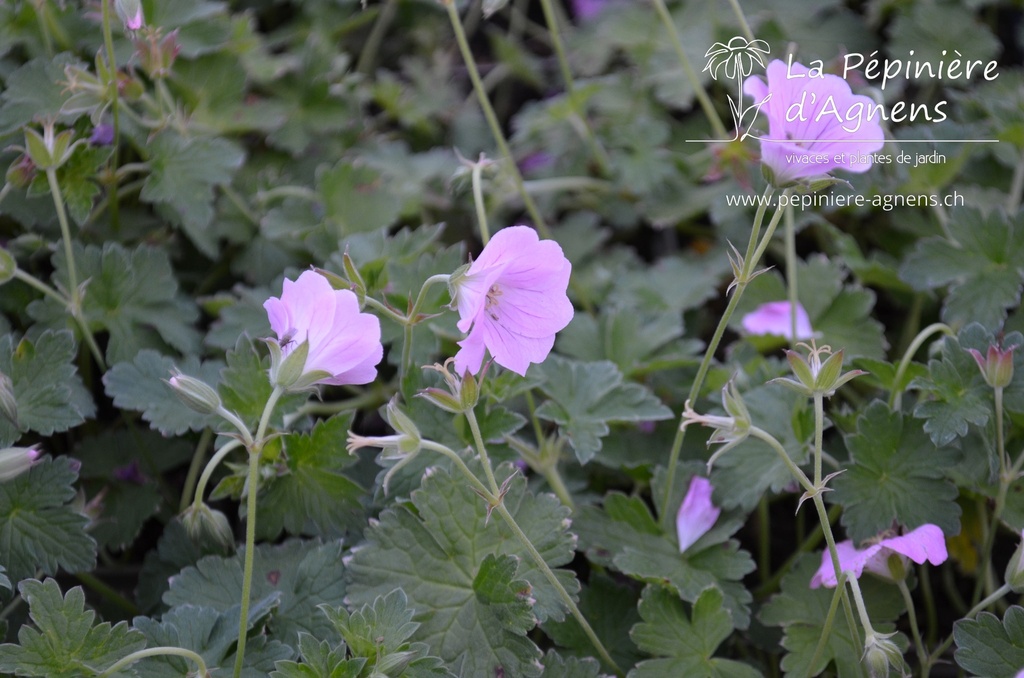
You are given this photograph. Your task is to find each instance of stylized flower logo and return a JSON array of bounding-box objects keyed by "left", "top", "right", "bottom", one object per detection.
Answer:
[{"left": 704, "top": 36, "right": 772, "bottom": 140}]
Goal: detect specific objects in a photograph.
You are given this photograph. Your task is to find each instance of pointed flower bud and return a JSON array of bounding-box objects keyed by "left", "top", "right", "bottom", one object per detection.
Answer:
[
  {"left": 862, "top": 631, "right": 907, "bottom": 678},
  {"left": 181, "top": 502, "right": 234, "bottom": 550},
  {"left": 682, "top": 378, "right": 752, "bottom": 471},
  {"left": 134, "top": 28, "right": 181, "bottom": 79},
  {"left": 23, "top": 122, "right": 83, "bottom": 171},
  {"left": 5, "top": 154, "right": 35, "bottom": 189},
  {"left": 166, "top": 371, "right": 222, "bottom": 415},
  {"left": 967, "top": 342, "right": 1016, "bottom": 390},
  {"left": 773, "top": 341, "right": 865, "bottom": 398},
  {"left": 418, "top": 358, "right": 481, "bottom": 414},
  {"left": 676, "top": 476, "right": 721, "bottom": 555},
  {"left": 115, "top": 0, "right": 144, "bottom": 30},
  {"left": 1004, "top": 530, "right": 1024, "bottom": 592},
  {"left": 0, "top": 445, "right": 41, "bottom": 482}
]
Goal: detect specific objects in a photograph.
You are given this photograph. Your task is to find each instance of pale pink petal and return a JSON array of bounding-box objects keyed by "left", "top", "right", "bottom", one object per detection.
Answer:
[
  {"left": 741, "top": 301, "right": 814, "bottom": 340},
  {"left": 878, "top": 524, "right": 947, "bottom": 567},
  {"left": 810, "top": 540, "right": 881, "bottom": 588},
  {"left": 451, "top": 226, "right": 573, "bottom": 375},
  {"left": 676, "top": 476, "right": 721, "bottom": 555},
  {"left": 454, "top": 326, "right": 488, "bottom": 377},
  {"left": 744, "top": 59, "right": 885, "bottom": 184},
  {"left": 263, "top": 271, "right": 383, "bottom": 387}
]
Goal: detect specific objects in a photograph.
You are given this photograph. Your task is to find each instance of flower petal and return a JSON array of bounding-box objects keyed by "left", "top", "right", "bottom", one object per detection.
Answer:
[{"left": 676, "top": 476, "right": 721, "bottom": 555}]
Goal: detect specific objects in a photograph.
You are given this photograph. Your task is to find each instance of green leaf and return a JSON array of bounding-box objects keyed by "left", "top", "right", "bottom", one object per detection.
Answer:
[
  {"left": 347, "top": 464, "right": 578, "bottom": 677},
  {"left": 543, "top": 574, "right": 642, "bottom": 671},
  {"left": 0, "top": 457, "right": 96, "bottom": 583},
  {"left": 163, "top": 540, "right": 347, "bottom": 648},
  {"left": 136, "top": 519, "right": 231, "bottom": 614},
  {"left": 322, "top": 588, "right": 418, "bottom": 658},
  {"left": 629, "top": 586, "right": 760, "bottom": 678},
  {"left": 259, "top": 414, "right": 366, "bottom": 539},
  {"left": 534, "top": 356, "right": 672, "bottom": 464},
  {"left": 760, "top": 555, "right": 906, "bottom": 677},
  {"left": 140, "top": 131, "right": 246, "bottom": 256},
  {"left": 573, "top": 493, "right": 754, "bottom": 629},
  {"left": 75, "top": 430, "right": 193, "bottom": 550},
  {"left": 954, "top": 606, "right": 1024, "bottom": 678},
  {"left": 133, "top": 600, "right": 293, "bottom": 677},
  {"left": 557, "top": 307, "right": 693, "bottom": 377},
  {"left": 540, "top": 650, "right": 604, "bottom": 678},
  {"left": 219, "top": 335, "right": 305, "bottom": 428},
  {"left": 318, "top": 161, "right": 403, "bottom": 237},
  {"left": 0, "top": 330, "right": 95, "bottom": 446},
  {"left": 28, "top": 243, "right": 201, "bottom": 364},
  {"left": 0, "top": 579, "right": 145, "bottom": 677},
  {"left": 832, "top": 400, "right": 961, "bottom": 543},
  {"left": 271, "top": 634, "right": 367, "bottom": 678},
  {"left": 910, "top": 334, "right": 991, "bottom": 447},
  {"left": 103, "top": 350, "right": 224, "bottom": 436},
  {"left": 899, "top": 208, "right": 1024, "bottom": 329},
  {"left": 0, "top": 55, "right": 85, "bottom": 137}
]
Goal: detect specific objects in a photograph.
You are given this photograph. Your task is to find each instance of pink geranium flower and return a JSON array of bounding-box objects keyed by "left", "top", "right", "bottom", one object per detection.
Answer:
[
  {"left": 676, "top": 476, "right": 721, "bottom": 555},
  {"left": 452, "top": 226, "right": 573, "bottom": 377},
  {"left": 264, "top": 271, "right": 383, "bottom": 387},
  {"left": 810, "top": 524, "right": 947, "bottom": 589},
  {"left": 743, "top": 59, "right": 885, "bottom": 185},
  {"left": 741, "top": 301, "right": 814, "bottom": 341}
]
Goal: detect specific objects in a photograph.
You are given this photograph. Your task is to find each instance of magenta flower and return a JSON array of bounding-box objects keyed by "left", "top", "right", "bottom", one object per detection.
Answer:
[
  {"left": 264, "top": 271, "right": 383, "bottom": 388},
  {"left": 452, "top": 226, "right": 573, "bottom": 377},
  {"left": 741, "top": 301, "right": 814, "bottom": 341},
  {"left": 810, "top": 524, "right": 947, "bottom": 589},
  {"left": 743, "top": 59, "right": 885, "bottom": 185},
  {"left": 676, "top": 476, "right": 721, "bottom": 555}
]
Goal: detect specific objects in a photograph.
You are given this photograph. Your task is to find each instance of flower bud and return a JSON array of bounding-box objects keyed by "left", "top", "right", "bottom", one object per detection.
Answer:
[
  {"left": 0, "top": 371, "right": 16, "bottom": 426},
  {"left": 1005, "top": 530, "right": 1024, "bottom": 592},
  {"left": 135, "top": 28, "right": 180, "bottom": 79},
  {"left": 166, "top": 372, "right": 222, "bottom": 415},
  {"left": 181, "top": 503, "right": 234, "bottom": 550},
  {"left": 347, "top": 398, "right": 423, "bottom": 495},
  {"left": 23, "top": 123, "right": 82, "bottom": 171},
  {"left": 5, "top": 154, "right": 35, "bottom": 189},
  {"left": 968, "top": 343, "right": 1016, "bottom": 390},
  {"left": 0, "top": 446, "right": 40, "bottom": 482},
  {"left": 862, "top": 632, "right": 906, "bottom": 678},
  {"left": 115, "top": 0, "right": 144, "bottom": 30},
  {"left": 774, "top": 342, "right": 865, "bottom": 398}
]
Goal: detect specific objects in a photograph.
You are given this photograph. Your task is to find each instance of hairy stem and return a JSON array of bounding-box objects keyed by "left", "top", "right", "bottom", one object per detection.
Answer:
[
  {"left": 100, "top": 0, "right": 121, "bottom": 231},
  {"left": 443, "top": 0, "right": 550, "bottom": 237},
  {"left": 888, "top": 323, "right": 955, "bottom": 411},
  {"left": 98, "top": 647, "right": 208, "bottom": 678},
  {"left": 897, "top": 579, "right": 928, "bottom": 672},
  {"left": 180, "top": 428, "right": 214, "bottom": 512}
]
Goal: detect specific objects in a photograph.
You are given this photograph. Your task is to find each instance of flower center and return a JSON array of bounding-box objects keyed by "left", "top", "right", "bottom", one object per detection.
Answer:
[{"left": 485, "top": 284, "right": 503, "bottom": 320}]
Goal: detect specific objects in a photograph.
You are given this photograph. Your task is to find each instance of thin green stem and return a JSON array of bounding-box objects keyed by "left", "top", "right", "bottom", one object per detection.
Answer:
[
  {"left": 472, "top": 160, "right": 491, "bottom": 244},
  {"left": 192, "top": 439, "right": 244, "bottom": 510},
  {"left": 256, "top": 185, "right": 319, "bottom": 204},
  {"left": 784, "top": 205, "right": 798, "bottom": 346},
  {"left": 748, "top": 426, "right": 814, "bottom": 494},
  {"left": 813, "top": 393, "right": 823, "bottom": 486},
  {"left": 808, "top": 571, "right": 847, "bottom": 676},
  {"left": 919, "top": 563, "right": 938, "bottom": 646},
  {"left": 356, "top": 0, "right": 398, "bottom": 74},
  {"left": 725, "top": 0, "right": 756, "bottom": 42},
  {"left": 363, "top": 296, "right": 410, "bottom": 326},
  {"left": 540, "top": 462, "right": 575, "bottom": 510},
  {"left": 420, "top": 440, "right": 493, "bottom": 498},
  {"left": 14, "top": 269, "right": 67, "bottom": 306},
  {"left": 889, "top": 323, "right": 955, "bottom": 411},
  {"left": 46, "top": 168, "right": 80, "bottom": 313},
  {"left": 233, "top": 445, "right": 261, "bottom": 678},
  {"left": 233, "top": 386, "right": 284, "bottom": 678},
  {"left": 996, "top": 387, "right": 1007, "bottom": 476},
  {"left": 535, "top": 0, "right": 611, "bottom": 175},
  {"left": 410, "top": 274, "right": 452, "bottom": 320},
  {"left": 465, "top": 407, "right": 502, "bottom": 495},
  {"left": 814, "top": 493, "right": 864, "bottom": 677},
  {"left": 660, "top": 186, "right": 783, "bottom": 526},
  {"left": 180, "top": 429, "right": 214, "bottom": 512},
  {"left": 222, "top": 185, "right": 261, "bottom": 227},
  {"left": 525, "top": 390, "right": 546, "bottom": 447},
  {"left": 73, "top": 572, "right": 138, "bottom": 616},
  {"left": 98, "top": 647, "right": 208, "bottom": 678},
  {"left": 100, "top": 0, "right": 121, "bottom": 231},
  {"left": 897, "top": 579, "right": 927, "bottom": 672},
  {"left": 494, "top": 501, "right": 623, "bottom": 677},
  {"left": 216, "top": 407, "right": 255, "bottom": 448},
  {"left": 33, "top": 1, "right": 55, "bottom": 55},
  {"left": 649, "top": 0, "right": 728, "bottom": 139},
  {"left": 442, "top": 0, "right": 550, "bottom": 238}
]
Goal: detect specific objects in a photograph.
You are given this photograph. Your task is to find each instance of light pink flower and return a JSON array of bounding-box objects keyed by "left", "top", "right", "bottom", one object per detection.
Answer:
[
  {"left": 676, "top": 476, "right": 721, "bottom": 554},
  {"left": 264, "top": 271, "right": 383, "bottom": 387},
  {"left": 810, "top": 524, "right": 947, "bottom": 589},
  {"left": 452, "top": 226, "right": 573, "bottom": 377},
  {"left": 741, "top": 301, "right": 814, "bottom": 341},
  {"left": 743, "top": 59, "right": 885, "bottom": 185}
]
